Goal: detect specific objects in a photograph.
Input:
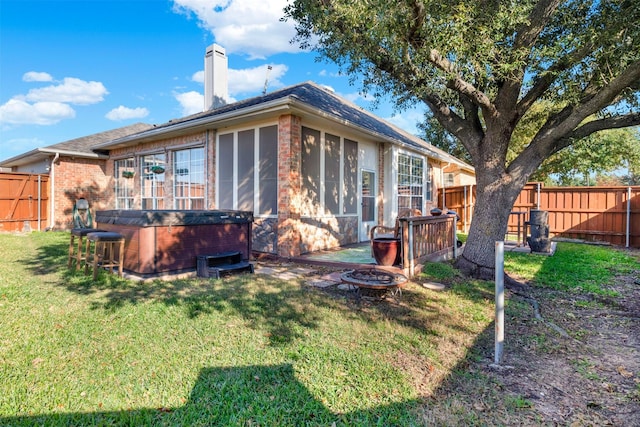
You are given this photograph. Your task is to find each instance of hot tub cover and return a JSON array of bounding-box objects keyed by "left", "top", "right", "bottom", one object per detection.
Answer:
[{"left": 95, "top": 210, "right": 253, "bottom": 227}]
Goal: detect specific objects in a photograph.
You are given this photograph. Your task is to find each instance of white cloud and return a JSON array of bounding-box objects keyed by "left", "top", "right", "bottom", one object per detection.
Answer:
[
  {"left": 341, "top": 91, "right": 375, "bottom": 104},
  {"left": 1, "top": 74, "right": 108, "bottom": 126},
  {"left": 174, "top": 91, "right": 205, "bottom": 115},
  {"left": 23, "top": 71, "right": 53, "bottom": 82},
  {"left": 172, "top": 0, "right": 301, "bottom": 59},
  {"left": 192, "top": 70, "right": 205, "bottom": 83},
  {"left": 22, "top": 77, "right": 108, "bottom": 105},
  {"left": 385, "top": 108, "right": 425, "bottom": 135},
  {"left": 0, "top": 99, "right": 75, "bottom": 125},
  {"left": 4, "top": 137, "right": 45, "bottom": 149},
  {"left": 105, "top": 105, "right": 150, "bottom": 121},
  {"left": 229, "top": 63, "right": 288, "bottom": 94}
]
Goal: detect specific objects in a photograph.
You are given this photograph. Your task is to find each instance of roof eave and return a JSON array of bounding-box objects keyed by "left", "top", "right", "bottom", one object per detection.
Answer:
[
  {"left": 93, "top": 99, "right": 295, "bottom": 150},
  {"left": 0, "top": 148, "right": 108, "bottom": 168}
]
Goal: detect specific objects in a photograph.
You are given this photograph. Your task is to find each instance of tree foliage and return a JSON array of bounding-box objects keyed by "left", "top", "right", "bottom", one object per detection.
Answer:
[
  {"left": 421, "top": 111, "right": 640, "bottom": 185},
  {"left": 285, "top": 0, "right": 640, "bottom": 278}
]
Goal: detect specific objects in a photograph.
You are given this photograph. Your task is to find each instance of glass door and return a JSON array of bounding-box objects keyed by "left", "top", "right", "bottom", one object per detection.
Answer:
[{"left": 360, "top": 170, "right": 376, "bottom": 241}]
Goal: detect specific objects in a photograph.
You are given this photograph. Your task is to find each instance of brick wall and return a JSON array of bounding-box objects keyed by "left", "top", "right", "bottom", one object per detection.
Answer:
[
  {"left": 277, "top": 114, "right": 302, "bottom": 257},
  {"left": 53, "top": 156, "right": 109, "bottom": 229}
]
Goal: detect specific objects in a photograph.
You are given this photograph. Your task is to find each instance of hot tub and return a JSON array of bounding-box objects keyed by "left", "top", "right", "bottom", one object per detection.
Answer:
[{"left": 95, "top": 210, "right": 253, "bottom": 276}]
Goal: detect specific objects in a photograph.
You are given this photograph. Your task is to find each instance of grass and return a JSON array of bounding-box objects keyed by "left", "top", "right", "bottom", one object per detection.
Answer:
[
  {"left": 1, "top": 233, "right": 636, "bottom": 425},
  {"left": 0, "top": 231, "right": 492, "bottom": 426},
  {"left": 504, "top": 242, "right": 637, "bottom": 295}
]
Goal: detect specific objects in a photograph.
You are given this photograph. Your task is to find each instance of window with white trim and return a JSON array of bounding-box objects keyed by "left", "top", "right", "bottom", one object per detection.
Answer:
[
  {"left": 114, "top": 158, "right": 135, "bottom": 209},
  {"left": 444, "top": 172, "right": 454, "bottom": 188},
  {"left": 398, "top": 152, "right": 427, "bottom": 212},
  {"left": 174, "top": 147, "right": 205, "bottom": 209},
  {"left": 141, "top": 154, "right": 166, "bottom": 209}
]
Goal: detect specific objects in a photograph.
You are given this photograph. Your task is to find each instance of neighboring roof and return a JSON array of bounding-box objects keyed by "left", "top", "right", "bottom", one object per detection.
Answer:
[
  {"left": 0, "top": 123, "right": 153, "bottom": 168},
  {"left": 95, "top": 82, "right": 474, "bottom": 171}
]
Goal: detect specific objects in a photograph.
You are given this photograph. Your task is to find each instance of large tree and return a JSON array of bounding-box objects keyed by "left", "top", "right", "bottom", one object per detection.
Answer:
[
  {"left": 420, "top": 111, "right": 640, "bottom": 185},
  {"left": 285, "top": 0, "right": 640, "bottom": 279}
]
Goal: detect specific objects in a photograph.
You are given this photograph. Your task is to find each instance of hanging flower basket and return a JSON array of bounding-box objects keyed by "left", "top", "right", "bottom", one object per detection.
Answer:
[
  {"left": 150, "top": 166, "right": 165, "bottom": 174},
  {"left": 122, "top": 171, "right": 135, "bottom": 179}
]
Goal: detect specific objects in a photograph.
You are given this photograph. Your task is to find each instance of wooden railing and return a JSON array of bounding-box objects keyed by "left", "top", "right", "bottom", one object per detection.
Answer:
[{"left": 398, "top": 214, "right": 457, "bottom": 277}]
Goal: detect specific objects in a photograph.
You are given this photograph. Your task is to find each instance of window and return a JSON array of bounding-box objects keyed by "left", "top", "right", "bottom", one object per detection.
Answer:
[
  {"left": 445, "top": 172, "right": 454, "bottom": 187},
  {"left": 301, "top": 126, "right": 358, "bottom": 216},
  {"left": 114, "top": 158, "right": 135, "bottom": 209},
  {"left": 141, "top": 154, "right": 166, "bottom": 209},
  {"left": 217, "top": 125, "right": 278, "bottom": 215},
  {"left": 398, "top": 152, "right": 425, "bottom": 211},
  {"left": 174, "top": 147, "right": 205, "bottom": 209}
]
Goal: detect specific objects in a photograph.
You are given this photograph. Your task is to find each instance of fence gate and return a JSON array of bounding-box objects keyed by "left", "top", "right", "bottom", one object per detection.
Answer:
[{"left": 0, "top": 172, "right": 49, "bottom": 232}]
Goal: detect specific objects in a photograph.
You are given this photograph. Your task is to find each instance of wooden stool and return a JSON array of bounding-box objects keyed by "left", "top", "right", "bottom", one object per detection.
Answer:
[
  {"left": 68, "top": 228, "right": 104, "bottom": 270},
  {"left": 84, "top": 232, "right": 125, "bottom": 280}
]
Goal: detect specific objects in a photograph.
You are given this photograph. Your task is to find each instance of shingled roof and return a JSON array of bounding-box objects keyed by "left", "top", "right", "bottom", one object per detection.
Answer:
[
  {"left": 47, "top": 122, "right": 153, "bottom": 153},
  {"left": 95, "top": 82, "right": 473, "bottom": 171},
  {"left": 0, "top": 123, "right": 153, "bottom": 168}
]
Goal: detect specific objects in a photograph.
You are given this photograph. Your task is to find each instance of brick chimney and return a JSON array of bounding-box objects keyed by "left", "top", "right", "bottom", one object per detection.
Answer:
[{"left": 204, "top": 44, "right": 228, "bottom": 110}]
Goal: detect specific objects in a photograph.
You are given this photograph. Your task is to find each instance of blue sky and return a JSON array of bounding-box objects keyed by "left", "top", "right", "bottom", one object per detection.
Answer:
[{"left": 0, "top": 0, "right": 425, "bottom": 161}]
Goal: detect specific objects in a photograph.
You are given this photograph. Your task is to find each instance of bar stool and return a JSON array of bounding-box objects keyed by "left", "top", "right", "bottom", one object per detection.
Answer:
[
  {"left": 84, "top": 231, "right": 125, "bottom": 280},
  {"left": 68, "top": 228, "right": 104, "bottom": 270}
]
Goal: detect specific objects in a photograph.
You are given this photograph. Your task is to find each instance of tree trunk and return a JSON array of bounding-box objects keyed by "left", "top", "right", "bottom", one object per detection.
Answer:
[{"left": 455, "top": 168, "right": 525, "bottom": 280}]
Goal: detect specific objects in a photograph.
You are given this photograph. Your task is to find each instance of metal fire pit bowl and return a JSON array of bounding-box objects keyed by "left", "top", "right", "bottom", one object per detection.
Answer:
[{"left": 340, "top": 269, "right": 408, "bottom": 300}]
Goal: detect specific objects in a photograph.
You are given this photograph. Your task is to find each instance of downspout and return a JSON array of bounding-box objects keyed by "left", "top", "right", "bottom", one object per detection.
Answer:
[{"left": 49, "top": 152, "right": 59, "bottom": 230}]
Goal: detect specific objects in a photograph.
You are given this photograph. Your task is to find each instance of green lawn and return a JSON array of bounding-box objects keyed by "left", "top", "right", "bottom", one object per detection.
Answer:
[
  {"left": 1, "top": 232, "right": 636, "bottom": 425},
  {"left": 0, "top": 231, "right": 493, "bottom": 426}
]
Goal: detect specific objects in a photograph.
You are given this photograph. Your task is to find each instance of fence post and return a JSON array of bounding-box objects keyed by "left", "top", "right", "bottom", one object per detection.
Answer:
[
  {"left": 627, "top": 187, "right": 631, "bottom": 248},
  {"left": 463, "top": 185, "right": 468, "bottom": 233},
  {"left": 452, "top": 215, "right": 457, "bottom": 259},
  {"left": 408, "top": 219, "right": 414, "bottom": 275},
  {"left": 494, "top": 241, "right": 505, "bottom": 365}
]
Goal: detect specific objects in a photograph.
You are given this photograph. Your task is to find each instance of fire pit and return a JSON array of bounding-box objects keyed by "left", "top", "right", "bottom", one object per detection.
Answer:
[{"left": 340, "top": 268, "right": 408, "bottom": 300}]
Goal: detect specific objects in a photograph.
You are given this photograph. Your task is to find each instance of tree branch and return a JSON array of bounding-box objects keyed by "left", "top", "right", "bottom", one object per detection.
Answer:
[
  {"left": 552, "top": 113, "right": 640, "bottom": 153},
  {"left": 496, "top": 0, "right": 562, "bottom": 113},
  {"left": 427, "top": 49, "right": 497, "bottom": 117},
  {"left": 517, "top": 43, "right": 594, "bottom": 116}
]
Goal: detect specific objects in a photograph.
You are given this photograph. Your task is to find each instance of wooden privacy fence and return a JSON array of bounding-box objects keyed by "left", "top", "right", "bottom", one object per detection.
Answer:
[
  {"left": 439, "top": 183, "right": 640, "bottom": 248},
  {"left": 0, "top": 172, "right": 49, "bottom": 232},
  {"left": 398, "top": 214, "right": 457, "bottom": 277}
]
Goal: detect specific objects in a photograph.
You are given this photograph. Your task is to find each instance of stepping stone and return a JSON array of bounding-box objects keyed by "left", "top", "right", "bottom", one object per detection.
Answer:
[
  {"left": 320, "top": 272, "right": 343, "bottom": 282},
  {"left": 422, "top": 282, "right": 446, "bottom": 291},
  {"left": 307, "top": 279, "right": 336, "bottom": 288},
  {"left": 337, "top": 283, "right": 357, "bottom": 291}
]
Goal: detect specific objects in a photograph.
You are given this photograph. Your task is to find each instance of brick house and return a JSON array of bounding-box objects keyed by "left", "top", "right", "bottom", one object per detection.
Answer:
[
  {"left": 1, "top": 81, "right": 474, "bottom": 257},
  {"left": 1, "top": 44, "right": 474, "bottom": 258},
  {"left": 0, "top": 123, "right": 152, "bottom": 230}
]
